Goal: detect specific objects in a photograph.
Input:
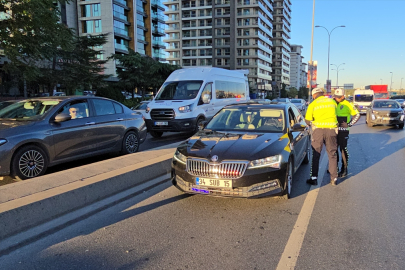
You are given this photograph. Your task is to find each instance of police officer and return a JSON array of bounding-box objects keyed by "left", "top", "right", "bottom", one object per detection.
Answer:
[
  {"left": 305, "top": 88, "right": 339, "bottom": 186},
  {"left": 333, "top": 89, "right": 360, "bottom": 177}
]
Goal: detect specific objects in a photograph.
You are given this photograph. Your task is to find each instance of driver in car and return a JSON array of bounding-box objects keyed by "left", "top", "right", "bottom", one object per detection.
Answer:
[{"left": 69, "top": 106, "right": 82, "bottom": 119}]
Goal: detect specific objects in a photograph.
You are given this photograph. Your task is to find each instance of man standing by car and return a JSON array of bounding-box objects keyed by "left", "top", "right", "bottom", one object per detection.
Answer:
[
  {"left": 305, "top": 88, "right": 339, "bottom": 186},
  {"left": 333, "top": 89, "right": 360, "bottom": 177}
]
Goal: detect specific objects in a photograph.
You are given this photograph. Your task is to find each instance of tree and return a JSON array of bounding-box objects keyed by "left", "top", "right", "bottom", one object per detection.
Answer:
[
  {"left": 53, "top": 34, "right": 110, "bottom": 95},
  {"left": 111, "top": 50, "right": 180, "bottom": 99},
  {"left": 287, "top": 87, "right": 298, "bottom": 98},
  {"left": 0, "top": 0, "right": 74, "bottom": 87},
  {"left": 280, "top": 83, "right": 287, "bottom": 98},
  {"left": 298, "top": 86, "right": 309, "bottom": 99}
]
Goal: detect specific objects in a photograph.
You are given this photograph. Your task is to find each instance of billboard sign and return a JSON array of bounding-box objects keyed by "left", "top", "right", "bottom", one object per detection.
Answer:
[{"left": 307, "top": 61, "right": 318, "bottom": 89}]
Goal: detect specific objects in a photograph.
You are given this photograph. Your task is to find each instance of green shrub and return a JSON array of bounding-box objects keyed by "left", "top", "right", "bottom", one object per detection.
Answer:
[
  {"left": 121, "top": 98, "right": 141, "bottom": 109},
  {"left": 96, "top": 86, "right": 125, "bottom": 102}
]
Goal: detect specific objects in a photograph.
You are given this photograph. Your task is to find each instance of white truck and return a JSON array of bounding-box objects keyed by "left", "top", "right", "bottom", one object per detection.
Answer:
[
  {"left": 353, "top": 89, "right": 374, "bottom": 114},
  {"left": 144, "top": 67, "right": 249, "bottom": 138}
]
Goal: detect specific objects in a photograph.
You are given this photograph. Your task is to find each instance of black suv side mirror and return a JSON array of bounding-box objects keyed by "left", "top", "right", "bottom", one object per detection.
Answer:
[
  {"left": 292, "top": 123, "right": 306, "bottom": 132},
  {"left": 199, "top": 120, "right": 208, "bottom": 130}
]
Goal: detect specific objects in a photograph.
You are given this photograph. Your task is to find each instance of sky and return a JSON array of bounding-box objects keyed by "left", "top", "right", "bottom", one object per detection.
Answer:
[{"left": 290, "top": 0, "right": 405, "bottom": 89}]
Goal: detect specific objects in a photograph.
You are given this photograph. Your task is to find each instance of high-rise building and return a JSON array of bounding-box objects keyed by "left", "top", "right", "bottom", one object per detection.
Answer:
[
  {"left": 289, "top": 44, "right": 307, "bottom": 90},
  {"left": 271, "top": 0, "right": 291, "bottom": 91},
  {"left": 163, "top": 0, "right": 274, "bottom": 92},
  {"left": 58, "top": 0, "right": 167, "bottom": 80}
]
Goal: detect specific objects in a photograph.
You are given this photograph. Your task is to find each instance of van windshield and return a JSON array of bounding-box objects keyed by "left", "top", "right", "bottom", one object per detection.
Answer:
[
  {"left": 354, "top": 95, "right": 373, "bottom": 102},
  {"left": 155, "top": 81, "right": 203, "bottom": 100}
]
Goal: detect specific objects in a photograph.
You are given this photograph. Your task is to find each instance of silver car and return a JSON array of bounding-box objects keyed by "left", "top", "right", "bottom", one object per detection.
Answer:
[
  {"left": 291, "top": 99, "right": 306, "bottom": 112},
  {"left": 0, "top": 96, "right": 147, "bottom": 180}
]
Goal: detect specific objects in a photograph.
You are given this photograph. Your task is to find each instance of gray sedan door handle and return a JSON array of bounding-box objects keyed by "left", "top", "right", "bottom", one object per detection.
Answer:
[
  {"left": 116, "top": 118, "right": 124, "bottom": 121},
  {"left": 85, "top": 122, "right": 95, "bottom": 125}
]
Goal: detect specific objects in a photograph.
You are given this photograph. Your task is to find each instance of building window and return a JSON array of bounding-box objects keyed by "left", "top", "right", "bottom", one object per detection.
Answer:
[
  {"left": 93, "top": 4, "right": 100, "bottom": 16},
  {"left": 83, "top": 20, "right": 94, "bottom": 33},
  {"left": 95, "top": 20, "right": 102, "bottom": 33},
  {"left": 216, "top": 59, "right": 222, "bottom": 66}
]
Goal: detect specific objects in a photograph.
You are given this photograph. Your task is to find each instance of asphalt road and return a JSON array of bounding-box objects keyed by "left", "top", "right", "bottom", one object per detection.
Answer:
[
  {"left": 0, "top": 131, "right": 190, "bottom": 186},
  {"left": 2, "top": 119, "right": 405, "bottom": 269}
]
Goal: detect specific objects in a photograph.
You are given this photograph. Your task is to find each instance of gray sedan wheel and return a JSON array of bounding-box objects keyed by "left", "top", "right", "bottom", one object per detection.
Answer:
[
  {"left": 122, "top": 131, "right": 139, "bottom": 154},
  {"left": 12, "top": 145, "right": 48, "bottom": 180}
]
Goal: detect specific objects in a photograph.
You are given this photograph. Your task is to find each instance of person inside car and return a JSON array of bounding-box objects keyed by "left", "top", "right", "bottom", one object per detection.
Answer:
[{"left": 69, "top": 106, "right": 82, "bottom": 119}]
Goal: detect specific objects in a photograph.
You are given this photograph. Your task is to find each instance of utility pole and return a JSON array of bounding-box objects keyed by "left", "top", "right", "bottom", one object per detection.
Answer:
[{"left": 308, "top": 0, "right": 315, "bottom": 103}]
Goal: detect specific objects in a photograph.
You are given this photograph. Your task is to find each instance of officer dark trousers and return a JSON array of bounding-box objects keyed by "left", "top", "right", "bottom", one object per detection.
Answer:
[
  {"left": 336, "top": 130, "right": 349, "bottom": 176},
  {"left": 310, "top": 129, "right": 338, "bottom": 181}
]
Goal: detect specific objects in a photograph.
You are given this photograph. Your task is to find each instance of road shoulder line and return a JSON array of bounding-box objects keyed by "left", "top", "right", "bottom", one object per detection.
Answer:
[{"left": 276, "top": 151, "right": 328, "bottom": 270}]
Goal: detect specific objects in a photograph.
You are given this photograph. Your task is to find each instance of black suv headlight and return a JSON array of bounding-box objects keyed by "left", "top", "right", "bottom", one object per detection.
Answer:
[{"left": 173, "top": 149, "right": 187, "bottom": 164}]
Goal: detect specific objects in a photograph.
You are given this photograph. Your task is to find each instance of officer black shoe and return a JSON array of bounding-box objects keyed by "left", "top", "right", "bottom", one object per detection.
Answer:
[
  {"left": 338, "top": 167, "right": 348, "bottom": 178},
  {"left": 331, "top": 178, "right": 337, "bottom": 186},
  {"left": 306, "top": 177, "right": 318, "bottom": 185}
]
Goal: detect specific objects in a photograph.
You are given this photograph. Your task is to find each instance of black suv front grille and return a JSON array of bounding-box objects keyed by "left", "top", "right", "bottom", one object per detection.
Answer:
[{"left": 150, "top": 109, "right": 175, "bottom": 120}]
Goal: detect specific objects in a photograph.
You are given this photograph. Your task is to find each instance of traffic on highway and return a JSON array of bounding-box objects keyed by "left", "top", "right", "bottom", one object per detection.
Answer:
[{"left": 1, "top": 68, "right": 405, "bottom": 269}]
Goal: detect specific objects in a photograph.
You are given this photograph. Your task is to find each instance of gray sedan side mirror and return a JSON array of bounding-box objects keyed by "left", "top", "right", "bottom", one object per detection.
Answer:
[{"left": 54, "top": 113, "right": 71, "bottom": 123}]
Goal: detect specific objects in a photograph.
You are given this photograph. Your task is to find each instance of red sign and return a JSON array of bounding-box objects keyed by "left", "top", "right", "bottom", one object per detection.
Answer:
[{"left": 307, "top": 61, "right": 318, "bottom": 89}]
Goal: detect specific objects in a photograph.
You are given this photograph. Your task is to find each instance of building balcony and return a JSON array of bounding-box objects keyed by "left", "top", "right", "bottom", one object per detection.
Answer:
[
  {"left": 115, "top": 43, "right": 129, "bottom": 53},
  {"left": 114, "top": 28, "right": 131, "bottom": 40},
  {"left": 113, "top": 12, "right": 130, "bottom": 25},
  {"left": 153, "top": 27, "right": 166, "bottom": 36},
  {"left": 152, "top": 41, "right": 166, "bottom": 49},
  {"left": 113, "top": 0, "right": 130, "bottom": 10},
  {"left": 151, "top": 0, "right": 165, "bottom": 11},
  {"left": 152, "top": 13, "right": 166, "bottom": 23}
]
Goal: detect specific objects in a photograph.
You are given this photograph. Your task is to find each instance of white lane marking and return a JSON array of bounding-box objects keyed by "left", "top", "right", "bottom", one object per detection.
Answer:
[{"left": 276, "top": 152, "right": 329, "bottom": 270}]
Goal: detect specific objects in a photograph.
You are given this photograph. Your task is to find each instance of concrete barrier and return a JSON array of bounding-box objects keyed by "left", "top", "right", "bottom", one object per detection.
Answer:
[{"left": 0, "top": 142, "right": 180, "bottom": 241}]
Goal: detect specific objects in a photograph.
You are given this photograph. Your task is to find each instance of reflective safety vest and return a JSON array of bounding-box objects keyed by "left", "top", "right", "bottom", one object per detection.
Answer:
[
  {"left": 305, "top": 96, "right": 338, "bottom": 128},
  {"left": 336, "top": 99, "right": 359, "bottom": 123}
]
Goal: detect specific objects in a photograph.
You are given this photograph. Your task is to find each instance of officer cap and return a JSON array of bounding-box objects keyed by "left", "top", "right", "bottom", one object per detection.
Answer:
[
  {"left": 311, "top": 88, "right": 324, "bottom": 95},
  {"left": 334, "top": 88, "right": 345, "bottom": 97}
]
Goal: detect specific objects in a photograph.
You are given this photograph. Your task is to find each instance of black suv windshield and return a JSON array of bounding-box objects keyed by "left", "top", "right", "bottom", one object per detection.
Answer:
[
  {"left": 0, "top": 100, "right": 60, "bottom": 120},
  {"left": 155, "top": 80, "right": 203, "bottom": 100},
  {"left": 373, "top": 101, "right": 400, "bottom": 109},
  {"left": 206, "top": 108, "right": 285, "bottom": 133}
]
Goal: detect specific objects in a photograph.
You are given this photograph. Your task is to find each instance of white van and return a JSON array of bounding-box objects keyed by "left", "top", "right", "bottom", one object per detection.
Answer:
[
  {"left": 144, "top": 67, "right": 249, "bottom": 138},
  {"left": 353, "top": 89, "right": 374, "bottom": 114}
]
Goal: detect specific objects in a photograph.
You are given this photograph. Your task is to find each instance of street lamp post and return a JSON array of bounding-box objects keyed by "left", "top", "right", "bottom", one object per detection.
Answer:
[
  {"left": 308, "top": 0, "right": 316, "bottom": 103},
  {"left": 380, "top": 79, "right": 382, "bottom": 85},
  {"left": 330, "top": 63, "right": 345, "bottom": 87},
  {"left": 401, "top": 77, "right": 403, "bottom": 90},
  {"left": 390, "top": 72, "right": 393, "bottom": 91},
  {"left": 315, "top": 25, "right": 345, "bottom": 92}
]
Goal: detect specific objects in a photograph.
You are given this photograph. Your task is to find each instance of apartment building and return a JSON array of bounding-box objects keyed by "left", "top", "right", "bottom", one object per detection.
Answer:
[
  {"left": 271, "top": 0, "right": 291, "bottom": 91},
  {"left": 289, "top": 44, "right": 307, "bottom": 90},
  {"left": 58, "top": 0, "right": 167, "bottom": 80},
  {"left": 164, "top": 0, "right": 274, "bottom": 92}
]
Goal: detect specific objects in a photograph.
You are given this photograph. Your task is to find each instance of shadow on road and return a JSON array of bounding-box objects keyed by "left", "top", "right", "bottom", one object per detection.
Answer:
[{"left": 335, "top": 125, "right": 405, "bottom": 185}]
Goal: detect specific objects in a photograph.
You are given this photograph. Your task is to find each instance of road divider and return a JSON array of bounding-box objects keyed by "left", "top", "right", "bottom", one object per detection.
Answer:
[{"left": 0, "top": 142, "right": 180, "bottom": 242}]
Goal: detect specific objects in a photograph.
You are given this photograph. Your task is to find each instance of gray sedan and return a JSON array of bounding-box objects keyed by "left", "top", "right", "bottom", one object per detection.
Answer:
[{"left": 0, "top": 96, "right": 147, "bottom": 180}]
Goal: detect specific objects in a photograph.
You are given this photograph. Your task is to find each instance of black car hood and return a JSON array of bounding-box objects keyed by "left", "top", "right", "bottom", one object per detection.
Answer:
[
  {"left": 179, "top": 130, "right": 289, "bottom": 162},
  {"left": 0, "top": 120, "right": 35, "bottom": 131}
]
